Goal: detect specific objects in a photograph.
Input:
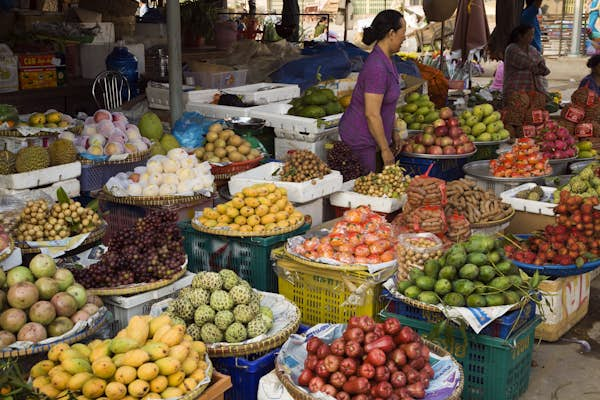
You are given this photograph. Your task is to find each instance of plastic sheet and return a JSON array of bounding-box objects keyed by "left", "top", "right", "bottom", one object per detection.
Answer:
[{"left": 172, "top": 112, "right": 220, "bottom": 149}]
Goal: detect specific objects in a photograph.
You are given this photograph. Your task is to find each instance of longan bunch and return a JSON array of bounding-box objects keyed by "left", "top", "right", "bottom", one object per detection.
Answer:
[
  {"left": 280, "top": 150, "right": 330, "bottom": 182},
  {"left": 16, "top": 199, "right": 101, "bottom": 242},
  {"left": 354, "top": 164, "right": 411, "bottom": 198}
]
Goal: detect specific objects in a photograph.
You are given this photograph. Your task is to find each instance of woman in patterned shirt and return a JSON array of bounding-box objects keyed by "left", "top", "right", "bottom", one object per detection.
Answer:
[{"left": 503, "top": 25, "right": 550, "bottom": 102}]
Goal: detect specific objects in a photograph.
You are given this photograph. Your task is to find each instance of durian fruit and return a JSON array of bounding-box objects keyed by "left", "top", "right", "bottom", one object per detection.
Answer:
[
  {"left": 48, "top": 139, "right": 77, "bottom": 166},
  {"left": 14, "top": 146, "right": 50, "bottom": 173},
  {"left": 0, "top": 149, "right": 16, "bottom": 175}
]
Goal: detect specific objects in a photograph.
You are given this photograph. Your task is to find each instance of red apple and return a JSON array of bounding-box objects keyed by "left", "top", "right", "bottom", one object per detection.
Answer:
[
  {"left": 421, "top": 133, "right": 435, "bottom": 146},
  {"left": 434, "top": 137, "right": 443, "bottom": 146},
  {"left": 447, "top": 118, "right": 460, "bottom": 127},
  {"left": 440, "top": 137, "right": 453, "bottom": 147},
  {"left": 428, "top": 145, "right": 443, "bottom": 155},
  {"left": 456, "top": 146, "right": 466, "bottom": 154},
  {"left": 432, "top": 119, "right": 446, "bottom": 128},
  {"left": 413, "top": 144, "right": 426, "bottom": 154},
  {"left": 458, "top": 134, "right": 469, "bottom": 144},
  {"left": 439, "top": 107, "right": 453, "bottom": 120},
  {"left": 423, "top": 125, "right": 434, "bottom": 135},
  {"left": 434, "top": 126, "right": 448, "bottom": 137},
  {"left": 403, "top": 144, "right": 414, "bottom": 153},
  {"left": 463, "top": 142, "right": 476, "bottom": 153},
  {"left": 448, "top": 126, "right": 462, "bottom": 139},
  {"left": 443, "top": 146, "right": 457, "bottom": 155},
  {"left": 452, "top": 138, "right": 461, "bottom": 146},
  {"left": 414, "top": 133, "right": 423, "bottom": 144}
]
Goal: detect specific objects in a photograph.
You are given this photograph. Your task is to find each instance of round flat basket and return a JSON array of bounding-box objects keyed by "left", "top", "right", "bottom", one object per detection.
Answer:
[
  {"left": 281, "top": 247, "right": 371, "bottom": 273},
  {"left": 207, "top": 292, "right": 301, "bottom": 358},
  {"left": 275, "top": 338, "right": 464, "bottom": 400},
  {"left": 192, "top": 215, "right": 308, "bottom": 238},
  {"left": 0, "top": 308, "right": 109, "bottom": 359},
  {"left": 78, "top": 149, "right": 151, "bottom": 165},
  {"left": 470, "top": 207, "right": 515, "bottom": 229},
  {"left": 179, "top": 354, "right": 213, "bottom": 399},
  {"left": 463, "top": 160, "right": 552, "bottom": 182},
  {"left": 210, "top": 156, "right": 264, "bottom": 187},
  {"left": 399, "top": 293, "right": 527, "bottom": 313},
  {"left": 16, "top": 224, "right": 106, "bottom": 255},
  {"left": 101, "top": 187, "right": 214, "bottom": 207},
  {"left": 85, "top": 258, "right": 188, "bottom": 296},
  {"left": 0, "top": 237, "right": 14, "bottom": 262}
]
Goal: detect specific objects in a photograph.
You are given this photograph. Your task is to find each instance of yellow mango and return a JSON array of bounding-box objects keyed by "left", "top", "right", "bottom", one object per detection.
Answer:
[
  {"left": 142, "top": 393, "right": 161, "bottom": 400},
  {"left": 92, "top": 357, "right": 116, "bottom": 379},
  {"left": 149, "top": 376, "right": 168, "bottom": 393},
  {"left": 31, "top": 360, "right": 55, "bottom": 377},
  {"left": 155, "top": 357, "right": 181, "bottom": 376},
  {"left": 160, "top": 387, "right": 183, "bottom": 398},
  {"left": 141, "top": 342, "right": 169, "bottom": 361},
  {"left": 152, "top": 325, "right": 171, "bottom": 342},
  {"left": 105, "top": 381, "right": 127, "bottom": 400},
  {"left": 167, "top": 371, "right": 185, "bottom": 387},
  {"left": 190, "top": 368, "right": 205, "bottom": 382},
  {"left": 137, "top": 362, "right": 159, "bottom": 381},
  {"left": 87, "top": 339, "right": 103, "bottom": 350},
  {"left": 122, "top": 349, "right": 150, "bottom": 368},
  {"left": 116, "top": 329, "right": 128, "bottom": 338},
  {"left": 112, "top": 354, "right": 126, "bottom": 368},
  {"left": 191, "top": 341, "right": 206, "bottom": 356},
  {"left": 181, "top": 357, "right": 198, "bottom": 375},
  {"left": 149, "top": 314, "right": 171, "bottom": 337},
  {"left": 126, "top": 316, "right": 150, "bottom": 346},
  {"left": 38, "top": 383, "right": 61, "bottom": 399},
  {"left": 51, "top": 370, "right": 72, "bottom": 391},
  {"left": 59, "top": 348, "right": 85, "bottom": 363},
  {"left": 114, "top": 366, "right": 138, "bottom": 385},
  {"left": 82, "top": 378, "right": 107, "bottom": 399},
  {"left": 183, "top": 334, "right": 193, "bottom": 342},
  {"left": 48, "top": 365, "right": 66, "bottom": 377},
  {"left": 62, "top": 358, "right": 92, "bottom": 375},
  {"left": 168, "top": 344, "right": 189, "bottom": 362},
  {"left": 68, "top": 372, "right": 94, "bottom": 392},
  {"left": 127, "top": 379, "right": 150, "bottom": 398},
  {"left": 110, "top": 338, "right": 140, "bottom": 354},
  {"left": 72, "top": 343, "right": 92, "bottom": 358},
  {"left": 158, "top": 325, "right": 185, "bottom": 347},
  {"left": 32, "top": 376, "right": 51, "bottom": 390},
  {"left": 180, "top": 377, "right": 197, "bottom": 393},
  {"left": 48, "top": 343, "right": 70, "bottom": 361},
  {"left": 89, "top": 343, "right": 111, "bottom": 363}
]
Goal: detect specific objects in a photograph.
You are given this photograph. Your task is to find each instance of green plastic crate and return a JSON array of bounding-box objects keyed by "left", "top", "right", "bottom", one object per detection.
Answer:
[
  {"left": 380, "top": 311, "right": 540, "bottom": 400},
  {"left": 178, "top": 220, "right": 310, "bottom": 292}
]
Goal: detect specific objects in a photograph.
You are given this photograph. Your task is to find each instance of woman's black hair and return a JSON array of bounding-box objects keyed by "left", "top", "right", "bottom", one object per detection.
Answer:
[
  {"left": 588, "top": 55, "right": 600, "bottom": 69},
  {"left": 509, "top": 24, "right": 534, "bottom": 44},
  {"left": 319, "top": 16, "right": 327, "bottom": 22},
  {"left": 362, "top": 9, "right": 404, "bottom": 46}
]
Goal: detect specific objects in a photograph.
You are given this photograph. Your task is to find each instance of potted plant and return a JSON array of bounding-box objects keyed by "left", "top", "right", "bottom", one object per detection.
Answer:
[{"left": 181, "top": 0, "right": 218, "bottom": 46}]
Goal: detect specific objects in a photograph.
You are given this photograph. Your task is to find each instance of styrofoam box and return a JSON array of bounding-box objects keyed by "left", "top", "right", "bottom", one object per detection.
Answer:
[
  {"left": 0, "top": 135, "right": 55, "bottom": 153},
  {"left": 464, "top": 174, "right": 545, "bottom": 197},
  {"left": 103, "top": 271, "right": 194, "bottom": 334},
  {"left": 500, "top": 183, "right": 557, "bottom": 216},
  {"left": 1, "top": 247, "right": 22, "bottom": 271},
  {"left": 186, "top": 89, "right": 258, "bottom": 119},
  {"left": 145, "top": 82, "right": 197, "bottom": 110},
  {"left": 228, "top": 162, "right": 343, "bottom": 204},
  {"left": 330, "top": 179, "right": 406, "bottom": 213},
  {"left": 0, "top": 161, "right": 81, "bottom": 190},
  {"left": 184, "top": 69, "right": 247, "bottom": 89},
  {"left": 226, "top": 83, "right": 300, "bottom": 105},
  {"left": 273, "top": 127, "right": 337, "bottom": 143},
  {"left": 248, "top": 103, "right": 342, "bottom": 135},
  {"left": 274, "top": 137, "right": 330, "bottom": 162},
  {"left": 294, "top": 198, "right": 324, "bottom": 226},
  {"left": 0, "top": 178, "right": 80, "bottom": 202}
]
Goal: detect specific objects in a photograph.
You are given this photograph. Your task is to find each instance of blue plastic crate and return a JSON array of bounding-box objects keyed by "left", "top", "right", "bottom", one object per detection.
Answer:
[
  {"left": 382, "top": 289, "right": 536, "bottom": 339},
  {"left": 212, "top": 325, "right": 310, "bottom": 400},
  {"left": 397, "top": 155, "right": 467, "bottom": 180}
]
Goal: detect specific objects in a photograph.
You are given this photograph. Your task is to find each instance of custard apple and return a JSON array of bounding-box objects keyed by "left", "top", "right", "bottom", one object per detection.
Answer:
[
  {"left": 186, "top": 288, "right": 210, "bottom": 307},
  {"left": 219, "top": 269, "right": 240, "bottom": 290},
  {"left": 214, "top": 310, "right": 235, "bottom": 331},
  {"left": 193, "top": 271, "right": 223, "bottom": 291},
  {"left": 194, "top": 304, "right": 216, "bottom": 326},
  {"left": 229, "top": 284, "right": 252, "bottom": 305},
  {"left": 210, "top": 290, "right": 234, "bottom": 311},
  {"left": 186, "top": 323, "right": 203, "bottom": 341},
  {"left": 233, "top": 304, "right": 255, "bottom": 324},
  {"left": 175, "top": 298, "right": 195, "bottom": 321},
  {"left": 225, "top": 322, "right": 247, "bottom": 343},
  {"left": 247, "top": 316, "right": 269, "bottom": 338},
  {"left": 170, "top": 316, "right": 187, "bottom": 326},
  {"left": 200, "top": 323, "right": 223, "bottom": 343},
  {"left": 248, "top": 301, "right": 260, "bottom": 316}
]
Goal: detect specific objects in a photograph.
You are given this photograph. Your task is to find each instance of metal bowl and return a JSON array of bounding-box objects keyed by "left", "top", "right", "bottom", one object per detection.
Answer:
[{"left": 226, "top": 117, "right": 265, "bottom": 131}]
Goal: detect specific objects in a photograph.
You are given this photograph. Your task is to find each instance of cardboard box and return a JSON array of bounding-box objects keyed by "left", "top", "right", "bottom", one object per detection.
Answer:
[
  {"left": 18, "top": 53, "right": 65, "bottom": 90},
  {"left": 505, "top": 210, "right": 554, "bottom": 235},
  {"left": 0, "top": 44, "right": 18, "bottom": 93}
]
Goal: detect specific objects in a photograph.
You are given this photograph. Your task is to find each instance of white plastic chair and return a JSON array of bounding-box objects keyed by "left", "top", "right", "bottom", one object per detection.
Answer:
[{"left": 92, "top": 71, "right": 131, "bottom": 111}]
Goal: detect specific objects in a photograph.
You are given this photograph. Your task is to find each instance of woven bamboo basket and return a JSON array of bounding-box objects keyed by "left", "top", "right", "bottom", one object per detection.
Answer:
[
  {"left": 210, "top": 156, "right": 264, "bottom": 188},
  {"left": 275, "top": 338, "right": 464, "bottom": 400},
  {"left": 0, "top": 308, "right": 109, "bottom": 359},
  {"left": 78, "top": 148, "right": 151, "bottom": 165},
  {"left": 100, "top": 187, "right": 215, "bottom": 207},
  {"left": 191, "top": 215, "right": 308, "bottom": 238},
  {"left": 84, "top": 258, "right": 188, "bottom": 296},
  {"left": 391, "top": 291, "right": 528, "bottom": 314},
  {"left": 280, "top": 246, "right": 378, "bottom": 273},
  {"left": 180, "top": 353, "right": 214, "bottom": 399},
  {"left": 16, "top": 224, "right": 106, "bottom": 255},
  {"left": 469, "top": 207, "right": 515, "bottom": 229}
]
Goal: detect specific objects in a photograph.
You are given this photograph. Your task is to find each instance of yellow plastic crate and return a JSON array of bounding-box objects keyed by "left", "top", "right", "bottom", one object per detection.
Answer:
[{"left": 273, "top": 247, "right": 383, "bottom": 325}]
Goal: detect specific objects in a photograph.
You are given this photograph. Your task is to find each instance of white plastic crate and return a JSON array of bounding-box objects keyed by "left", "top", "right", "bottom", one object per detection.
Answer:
[
  {"left": 273, "top": 127, "right": 337, "bottom": 143},
  {"left": 274, "top": 137, "right": 330, "bottom": 161},
  {"left": 294, "top": 198, "right": 324, "bottom": 226},
  {"left": 228, "top": 162, "right": 343, "bottom": 203},
  {"left": 0, "top": 161, "right": 81, "bottom": 190},
  {"left": 184, "top": 69, "right": 247, "bottom": 89},
  {"left": 248, "top": 103, "right": 342, "bottom": 135},
  {"left": 103, "top": 271, "right": 194, "bottom": 334},
  {"left": 0, "top": 135, "right": 55, "bottom": 153},
  {"left": 145, "top": 82, "right": 197, "bottom": 110},
  {"left": 329, "top": 180, "right": 406, "bottom": 213},
  {"left": 0, "top": 178, "right": 80, "bottom": 202},
  {"left": 226, "top": 83, "right": 300, "bottom": 105},
  {"left": 500, "top": 183, "right": 557, "bottom": 216}
]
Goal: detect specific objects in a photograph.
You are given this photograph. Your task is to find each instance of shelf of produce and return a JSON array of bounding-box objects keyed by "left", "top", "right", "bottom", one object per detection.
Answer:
[
  {"left": 228, "top": 162, "right": 343, "bottom": 204},
  {"left": 0, "top": 161, "right": 81, "bottom": 190},
  {"left": 248, "top": 103, "right": 342, "bottom": 135},
  {"left": 380, "top": 312, "right": 540, "bottom": 400}
]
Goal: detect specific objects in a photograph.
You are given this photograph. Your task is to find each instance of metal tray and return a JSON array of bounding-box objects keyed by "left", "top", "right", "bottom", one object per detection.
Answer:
[
  {"left": 473, "top": 138, "right": 510, "bottom": 146},
  {"left": 544, "top": 175, "right": 572, "bottom": 188},
  {"left": 399, "top": 149, "right": 477, "bottom": 160},
  {"left": 548, "top": 156, "right": 578, "bottom": 165},
  {"left": 462, "top": 160, "right": 552, "bottom": 182},
  {"left": 570, "top": 159, "right": 598, "bottom": 173}
]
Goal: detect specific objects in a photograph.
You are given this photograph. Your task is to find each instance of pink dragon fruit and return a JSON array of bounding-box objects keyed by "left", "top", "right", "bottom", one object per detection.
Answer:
[
  {"left": 543, "top": 132, "right": 557, "bottom": 142},
  {"left": 554, "top": 140, "right": 567, "bottom": 151}
]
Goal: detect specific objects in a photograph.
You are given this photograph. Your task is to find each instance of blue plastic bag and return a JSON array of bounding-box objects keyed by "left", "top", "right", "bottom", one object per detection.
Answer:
[{"left": 172, "top": 112, "right": 221, "bottom": 149}]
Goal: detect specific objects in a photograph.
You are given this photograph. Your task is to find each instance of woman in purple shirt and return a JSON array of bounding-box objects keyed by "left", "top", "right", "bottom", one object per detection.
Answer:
[{"left": 339, "top": 10, "right": 406, "bottom": 172}]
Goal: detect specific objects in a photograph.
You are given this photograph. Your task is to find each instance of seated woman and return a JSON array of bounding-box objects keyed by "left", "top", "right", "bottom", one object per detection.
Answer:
[{"left": 579, "top": 55, "right": 600, "bottom": 97}]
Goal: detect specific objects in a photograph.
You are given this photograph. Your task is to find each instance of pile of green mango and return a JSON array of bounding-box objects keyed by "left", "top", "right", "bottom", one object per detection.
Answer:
[
  {"left": 287, "top": 87, "right": 344, "bottom": 118},
  {"left": 397, "top": 234, "right": 525, "bottom": 308},
  {"left": 397, "top": 93, "right": 438, "bottom": 131}
]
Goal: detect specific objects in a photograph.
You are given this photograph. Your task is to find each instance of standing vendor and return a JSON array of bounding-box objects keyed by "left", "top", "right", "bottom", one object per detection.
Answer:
[
  {"left": 339, "top": 10, "right": 406, "bottom": 173},
  {"left": 579, "top": 55, "right": 600, "bottom": 96}
]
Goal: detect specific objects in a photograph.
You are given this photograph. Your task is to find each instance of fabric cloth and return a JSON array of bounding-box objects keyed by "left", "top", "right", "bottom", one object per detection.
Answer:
[
  {"left": 580, "top": 74, "right": 600, "bottom": 97},
  {"left": 520, "top": 5, "right": 542, "bottom": 53},
  {"left": 590, "top": 0, "right": 599, "bottom": 34},
  {"left": 503, "top": 43, "right": 549, "bottom": 99},
  {"left": 339, "top": 44, "right": 401, "bottom": 172},
  {"left": 490, "top": 61, "right": 505, "bottom": 91},
  {"left": 451, "top": 0, "right": 490, "bottom": 60},
  {"left": 314, "top": 23, "right": 326, "bottom": 37},
  {"left": 488, "top": 0, "right": 524, "bottom": 59},
  {"left": 139, "top": 4, "right": 149, "bottom": 17}
]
